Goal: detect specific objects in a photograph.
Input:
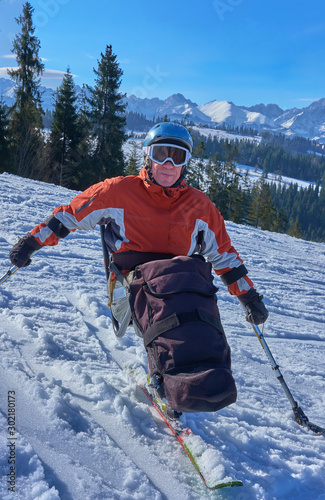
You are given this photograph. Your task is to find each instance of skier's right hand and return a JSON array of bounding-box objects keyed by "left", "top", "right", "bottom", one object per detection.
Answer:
[
  {"left": 9, "top": 233, "right": 42, "bottom": 268},
  {"left": 238, "top": 288, "right": 269, "bottom": 325}
]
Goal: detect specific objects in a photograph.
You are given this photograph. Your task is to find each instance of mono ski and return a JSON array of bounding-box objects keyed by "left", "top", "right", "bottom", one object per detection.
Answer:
[{"left": 127, "top": 365, "right": 243, "bottom": 490}]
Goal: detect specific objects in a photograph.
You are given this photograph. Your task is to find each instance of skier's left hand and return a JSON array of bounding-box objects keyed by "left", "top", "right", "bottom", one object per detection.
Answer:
[
  {"left": 9, "top": 233, "right": 42, "bottom": 268},
  {"left": 238, "top": 288, "right": 269, "bottom": 325}
]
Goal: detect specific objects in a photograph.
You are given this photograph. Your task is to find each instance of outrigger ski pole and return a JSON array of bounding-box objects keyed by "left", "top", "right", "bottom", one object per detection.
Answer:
[
  {"left": 99, "top": 225, "right": 132, "bottom": 337},
  {"left": 1, "top": 246, "right": 40, "bottom": 286},
  {"left": 0, "top": 264, "right": 19, "bottom": 285},
  {"left": 249, "top": 321, "right": 325, "bottom": 436}
]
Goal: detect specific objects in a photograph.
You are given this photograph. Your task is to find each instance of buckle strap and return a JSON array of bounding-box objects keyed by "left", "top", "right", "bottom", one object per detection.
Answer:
[
  {"left": 220, "top": 264, "right": 248, "bottom": 286},
  {"left": 45, "top": 216, "right": 70, "bottom": 239},
  {"left": 111, "top": 251, "right": 176, "bottom": 272},
  {"left": 143, "top": 308, "right": 224, "bottom": 348},
  {"left": 109, "top": 261, "right": 129, "bottom": 287}
]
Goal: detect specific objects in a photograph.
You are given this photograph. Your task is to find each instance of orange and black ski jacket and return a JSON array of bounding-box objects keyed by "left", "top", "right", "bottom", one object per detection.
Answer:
[{"left": 31, "top": 168, "right": 254, "bottom": 297}]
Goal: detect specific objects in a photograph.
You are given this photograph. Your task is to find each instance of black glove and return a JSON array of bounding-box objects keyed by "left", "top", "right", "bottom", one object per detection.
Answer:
[
  {"left": 238, "top": 288, "right": 269, "bottom": 325},
  {"left": 9, "top": 233, "right": 42, "bottom": 268}
]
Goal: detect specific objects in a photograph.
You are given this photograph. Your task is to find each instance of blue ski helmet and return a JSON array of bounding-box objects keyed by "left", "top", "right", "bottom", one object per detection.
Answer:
[{"left": 143, "top": 122, "right": 193, "bottom": 153}]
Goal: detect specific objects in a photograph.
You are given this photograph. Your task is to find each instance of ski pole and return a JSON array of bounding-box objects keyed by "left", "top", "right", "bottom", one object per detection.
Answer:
[
  {"left": 99, "top": 225, "right": 132, "bottom": 338},
  {"left": 249, "top": 321, "right": 324, "bottom": 435},
  {"left": 99, "top": 225, "right": 110, "bottom": 282},
  {"left": 250, "top": 323, "right": 301, "bottom": 417},
  {"left": 1, "top": 245, "right": 41, "bottom": 286},
  {"left": 0, "top": 265, "right": 19, "bottom": 285}
]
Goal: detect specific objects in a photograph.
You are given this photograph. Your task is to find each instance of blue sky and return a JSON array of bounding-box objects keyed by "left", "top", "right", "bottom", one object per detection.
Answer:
[{"left": 1, "top": 0, "right": 325, "bottom": 110}]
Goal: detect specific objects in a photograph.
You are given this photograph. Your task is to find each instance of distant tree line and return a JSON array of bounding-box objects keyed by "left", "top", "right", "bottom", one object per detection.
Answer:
[
  {"left": 190, "top": 130, "right": 325, "bottom": 185},
  {"left": 198, "top": 122, "right": 259, "bottom": 137},
  {"left": 125, "top": 112, "right": 156, "bottom": 132},
  {"left": 269, "top": 182, "right": 325, "bottom": 241},
  {"left": 261, "top": 131, "right": 324, "bottom": 156},
  {"left": 31, "top": 109, "right": 161, "bottom": 134},
  {"left": 186, "top": 140, "right": 325, "bottom": 242}
]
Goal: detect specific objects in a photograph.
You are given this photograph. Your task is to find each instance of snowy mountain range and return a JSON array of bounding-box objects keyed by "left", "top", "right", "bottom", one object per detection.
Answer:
[
  {"left": 1, "top": 77, "right": 325, "bottom": 142},
  {"left": 127, "top": 93, "right": 325, "bottom": 142},
  {"left": 0, "top": 78, "right": 83, "bottom": 114}
]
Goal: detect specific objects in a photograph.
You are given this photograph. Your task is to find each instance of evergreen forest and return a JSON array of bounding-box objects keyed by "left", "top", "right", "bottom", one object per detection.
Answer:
[{"left": 1, "top": 3, "right": 325, "bottom": 243}]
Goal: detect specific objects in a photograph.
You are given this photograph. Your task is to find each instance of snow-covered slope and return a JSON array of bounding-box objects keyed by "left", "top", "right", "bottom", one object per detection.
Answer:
[{"left": 0, "top": 172, "right": 325, "bottom": 500}]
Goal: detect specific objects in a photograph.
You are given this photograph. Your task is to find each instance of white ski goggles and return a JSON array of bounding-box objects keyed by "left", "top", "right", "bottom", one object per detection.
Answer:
[{"left": 143, "top": 143, "right": 191, "bottom": 167}]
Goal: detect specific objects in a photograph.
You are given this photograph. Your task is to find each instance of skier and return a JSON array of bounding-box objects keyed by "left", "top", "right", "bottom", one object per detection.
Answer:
[{"left": 9, "top": 122, "right": 268, "bottom": 413}]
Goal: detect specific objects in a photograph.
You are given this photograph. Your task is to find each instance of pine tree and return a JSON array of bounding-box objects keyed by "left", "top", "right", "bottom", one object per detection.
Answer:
[
  {"left": 189, "top": 140, "right": 206, "bottom": 190},
  {"left": 223, "top": 142, "right": 241, "bottom": 221},
  {"left": 73, "top": 85, "right": 93, "bottom": 190},
  {"left": 205, "top": 143, "right": 242, "bottom": 220},
  {"left": 42, "top": 109, "right": 53, "bottom": 129},
  {"left": 206, "top": 154, "right": 227, "bottom": 213},
  {"left": 238, "top": 169, "right": 252, "bottom": 225},
  {"left": 258, "top": 180, "right": 277, "bottom": 230},
  {"left": 272, "top": 208, "right": 288, "bottom": 233},
  {"left": 247, "top": 177, "right": 276, "bottom": 230},
  {"left": 247, "top": 183, "right": 260, "bottom": 227},
  {"left": 288, "top": 218, "right": 303, "bottom": 239},
  {"left": 193, "top": 140, "right": 206, "bottom": 159},
  {"left": 230, "top": 185, "right": 247, "bottom": 224},
  {"left": 125, "top": 141, "right": 141, "bottom": 175},
  {"left": 47, "top": 68, "right": 80, "bottom": 187},
  {"left": 0, "top": 98, "right": 11, "bottom": 173},
  {"left": 8, "top": 2, "right": 44, "bottom": 178},
  {"left": 86, "top": 45, "right": 126, "bottom": 182}
]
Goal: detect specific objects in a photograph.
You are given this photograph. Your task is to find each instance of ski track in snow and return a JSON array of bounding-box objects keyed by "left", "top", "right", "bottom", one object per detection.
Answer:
[{"left": 0, "top": 171, "right": 325, "bottom": 500}]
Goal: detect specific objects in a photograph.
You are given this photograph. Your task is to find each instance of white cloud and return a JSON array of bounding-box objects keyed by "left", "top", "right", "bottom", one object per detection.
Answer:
[
  {"left": 0, "top": 67, "right": 77, "bottom": 80},
  {"left": 1, "top": 55, "right": 48, "bottom": 62},
  {"left": 0, "top": 66, "right": 17, "bottom": 77},
  {"left": 42, "top": 69, "right": 77, "bottom": 79},
  {"left": 298, "top": 97, "right": 322, "bottom": 102}
]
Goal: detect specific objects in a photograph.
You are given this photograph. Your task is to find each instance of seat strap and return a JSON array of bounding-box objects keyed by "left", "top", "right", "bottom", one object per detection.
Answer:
[{"left": 143, "top": 309, "right": 224, "bottom": 348}]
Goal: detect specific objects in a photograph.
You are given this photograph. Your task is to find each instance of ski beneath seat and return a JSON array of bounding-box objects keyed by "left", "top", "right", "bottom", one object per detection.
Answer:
[{"left": 126, "top": 365, "right": 243, "bottom": 490}]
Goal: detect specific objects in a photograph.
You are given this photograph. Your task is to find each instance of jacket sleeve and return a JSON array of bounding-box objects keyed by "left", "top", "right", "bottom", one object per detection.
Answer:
[
  {"left": 200, "top": 201, "right": 254, "bottom": 297},
  {"left": 30, "top": 178, "right": 123, "bottom": 246}
]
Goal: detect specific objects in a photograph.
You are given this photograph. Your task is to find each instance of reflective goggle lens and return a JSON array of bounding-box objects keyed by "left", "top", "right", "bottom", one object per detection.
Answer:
[{"left": 145, "top": 144, "right": 191, "bottom": 166}]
